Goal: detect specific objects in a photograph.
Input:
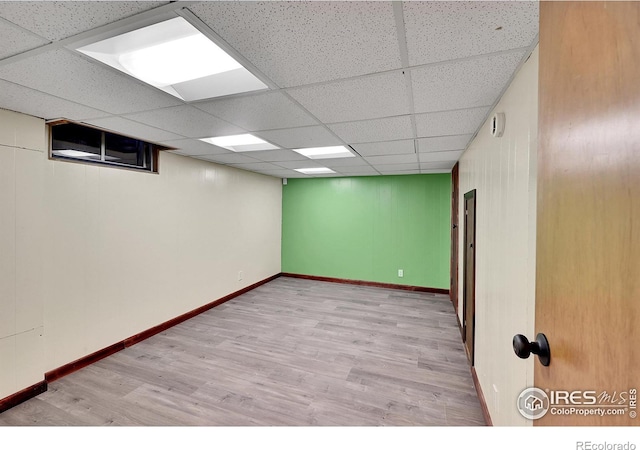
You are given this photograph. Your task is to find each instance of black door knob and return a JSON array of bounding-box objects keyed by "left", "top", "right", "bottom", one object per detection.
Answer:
[{"left": 512, "top": 333, "right": 551, "bottom": 366}]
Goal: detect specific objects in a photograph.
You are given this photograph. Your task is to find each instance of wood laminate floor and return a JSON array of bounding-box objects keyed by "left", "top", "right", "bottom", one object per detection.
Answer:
[{"left": 0, "top": 277, "right": 485, "bottom": 426}]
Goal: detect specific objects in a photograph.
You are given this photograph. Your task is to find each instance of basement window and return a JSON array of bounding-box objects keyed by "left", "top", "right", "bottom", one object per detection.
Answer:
[{"left": 49, "top": 122, "right": 169, "bottom": 173}]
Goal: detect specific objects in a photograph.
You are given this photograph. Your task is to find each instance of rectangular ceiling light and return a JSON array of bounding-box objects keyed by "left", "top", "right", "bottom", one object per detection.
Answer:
[
  {"left": 292, "top": 146, "right": 354, "bottom": 159},
  {"left": 294, "top": 167, "right": 336, "bottom": 175},
  {"left": 200, "top": 134, "right": 279, "bottom": 152},
  {"left": 76, "top": 17, "right": 268, "bottom": 101}
]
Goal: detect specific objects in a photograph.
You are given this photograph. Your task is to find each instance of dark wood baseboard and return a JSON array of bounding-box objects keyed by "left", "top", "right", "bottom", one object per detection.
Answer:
[
  {"left": 44, "top": 273, "right": 281, "bottom": 384},
  {"left": 281, "top": 273, "right": 449, "bottom": 295},
  {"left": 453, "top": 305, "right": 492, "bottom": 426},
  {"left": 0, "top": 380, "right": 47, "bottom": 414},
  {"left": 124, "top": 273, "right": 281, "bottom": 347},
  {"left": 471, "top": 366, "right": 493, "bottom": 426},
  {"left": 45, "top": 341, "right": 125, "bottom": 383}
]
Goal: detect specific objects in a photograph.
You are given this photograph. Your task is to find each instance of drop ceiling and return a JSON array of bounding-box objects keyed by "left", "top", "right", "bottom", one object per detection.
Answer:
[{"left": 0, "top": 1, "right": 539, "bottom": 178}]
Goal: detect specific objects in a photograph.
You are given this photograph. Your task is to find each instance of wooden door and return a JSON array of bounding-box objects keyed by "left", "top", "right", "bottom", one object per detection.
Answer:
[
  {"left": 463, "top": 190, "right": 476, "bottom": 365},
  {"left": 450, "top": 162, "right": 459, "bottom": 312},
  {"left": 535, "top": 1, "right": 640, "bottom": 426}
]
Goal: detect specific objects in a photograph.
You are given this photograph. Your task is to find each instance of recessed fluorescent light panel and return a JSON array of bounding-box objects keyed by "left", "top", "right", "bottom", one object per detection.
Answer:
[
  {"left": 292, "top": 146, "right": 354, "bottom": 159},
  {"left": 200, "top": 134, "right": 279, "bottom": 152},
  {"left": 76, "top": 17, "right": 268, "bottom": 101},
  {"left": 294, "top": 167, "right": 336, "bottom": 175}
]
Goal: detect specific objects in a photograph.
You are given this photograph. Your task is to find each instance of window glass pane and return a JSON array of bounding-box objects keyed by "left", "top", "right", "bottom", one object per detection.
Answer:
[
  {"left": 51, "top": 123, "right": 101, "bottom": 161},
  {"left": 105, "top": 133, "right": 150, "bottom": 168}
]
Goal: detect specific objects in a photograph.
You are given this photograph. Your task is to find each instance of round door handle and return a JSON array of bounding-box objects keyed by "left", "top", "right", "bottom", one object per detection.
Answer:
[{"left": 512, "top": 333, "right": 551, "bottom": 366}]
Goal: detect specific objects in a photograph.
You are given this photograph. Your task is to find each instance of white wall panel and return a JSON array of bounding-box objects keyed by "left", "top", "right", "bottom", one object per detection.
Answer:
[
  {"left": 14, "top": 327, "right": 44, "bottom": 388},
  {"left": 0, "top": 111, "right": 45, "bottom": 399},
  {"left": 15, "top": 148, "right": 44, "bottom": 332},
  {"left": 0, "top": 146, "right": 16, "bottom": 340},
  {"left": 457, "top": 46, "right": 538, "bottom": 426},
  {"left": 13, "top": 113, "right": 45, "bottom": 151},
  {"left": 0, "top": 336, "right": 16, "bottom": 399},
  {"left": 42, "top": 151, "right": 282, "bottom": 371},
  {"left": 1, "top": 108, "right": 282, "bottom": 400}
]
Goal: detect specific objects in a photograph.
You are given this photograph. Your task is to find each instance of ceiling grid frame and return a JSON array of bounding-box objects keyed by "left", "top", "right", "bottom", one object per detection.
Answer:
[{"left": 0, "top": 0, "right": 540, "bottom": 178}]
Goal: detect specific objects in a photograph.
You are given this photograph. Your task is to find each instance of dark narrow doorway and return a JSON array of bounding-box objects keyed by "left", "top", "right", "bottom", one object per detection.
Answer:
[{"left": 463, "top": 189, "right": 476, "bottom": 365}]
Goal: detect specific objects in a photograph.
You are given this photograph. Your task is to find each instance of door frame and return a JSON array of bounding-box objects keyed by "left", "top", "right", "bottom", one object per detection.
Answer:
[
  {"left": 450, "top": 162, "right": 460, "bottom": 312},
  {"left": 463, "top": 189, "right": 477, "bottom": 365}
]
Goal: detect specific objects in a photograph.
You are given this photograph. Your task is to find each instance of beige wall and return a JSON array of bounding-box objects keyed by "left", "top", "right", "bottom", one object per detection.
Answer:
[
  {"left": 0, "top": 109, "right": 282, "bottom": 398},
  {"left": 0, "top": 110, "right": 46, "bottom": 399},
  {"left": 457, "top": 46, "right": 538, "bottom": 426}
]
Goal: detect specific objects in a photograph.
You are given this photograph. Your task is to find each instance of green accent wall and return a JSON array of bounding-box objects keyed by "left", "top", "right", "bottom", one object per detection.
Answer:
[{"left": 282, "top": 174, "right": 451, "bottom": 289}]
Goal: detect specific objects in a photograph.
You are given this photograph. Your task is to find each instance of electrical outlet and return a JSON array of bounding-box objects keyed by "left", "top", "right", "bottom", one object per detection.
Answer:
[
  {"left": 238, "top": 271, "right": 243, "bottom": 281},
  {"left": 398, "top": 269, "right": 404, "bottom": 278}
]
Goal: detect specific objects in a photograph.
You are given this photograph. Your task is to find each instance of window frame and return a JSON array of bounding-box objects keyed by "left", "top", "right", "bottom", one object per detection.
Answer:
[{"left": 48, "top": 120, "right": 173, "bottom": 173}]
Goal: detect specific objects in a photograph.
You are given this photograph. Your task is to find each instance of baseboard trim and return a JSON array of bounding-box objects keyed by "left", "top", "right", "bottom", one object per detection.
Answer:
[
  {"left": 44, "top": 273, "right": 280, "bottom": 384},
  {"left": 281, "top": 273, "right": 449, "bottom": 295},
  {"left": 453, "top": 305, "right": 492, "bottom": 426},
  {"left": 471, "top": 366, "right": 493, "bottom": 426},
  {"left": 45, "top": 342, "right": 125, "bottom": 383},
  {"left": 124, "top": 273, "right": 281, "bottom": 347},
  {"left": 0, "top": 380, "right": 47, "bottom": 414}
]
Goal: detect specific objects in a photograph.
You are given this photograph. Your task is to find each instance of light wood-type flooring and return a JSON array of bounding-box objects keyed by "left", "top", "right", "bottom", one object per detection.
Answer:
[{"left": 0, "top": 277, "right": 486, "bottom": 426}]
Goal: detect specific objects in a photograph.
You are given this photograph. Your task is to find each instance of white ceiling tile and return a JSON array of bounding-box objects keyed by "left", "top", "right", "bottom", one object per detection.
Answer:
[
  {"left": 83, "top": 116, "right": 183, "bottom": 143},
  {"left": 351, "top": 140, "right": 416, "bottom": 157},
  {"left": 0, "top": 48, "right": 182, "bottom": 114},
  {"left": 255, "top": 126, "right": 342, "bottom": 149},
  {"left": 364, "top": 153, "right": 418, "bottom": 166},
  {"left": 229, "top": 162, "right": 286, "bottom": 172},
  {"left": 334, "top": 166, "right": 379, "bottom": 176},
  {"left": 165, "top": 150, "right": 188, "bottom": 156},
  {"left": 419, "top": 151, "right": 464, "bottom": 163},
  {"left": 287, "top": 71, "right": 411, "bottom": 123},
  {"left": 240, "top": 149, "right": 308, "bottom": 163},
  {"left": 259, "top": 170, "right": 301, "bottom": 178},
  {"left": 415, "top": 107, "right": 490, "bottom": 137},
  {"left": 373, "top": 162, "right": 420, "bottom": 171},
  {"left": 328, "top": 116, "right": 414, "bottom": 144},
  {"left": 124, "top": 106, "right": 243, "bottom": 139},
  {"left": 0, "top": 1, "right": 167, "bottom": 41},
  {"left": 190, "top": 1, "right": 401, "bottom": 87},
  {"left": 411, "top": 51, "right": 525, "bottom": 113},
  {"left": 417, "top": 135, "right": 472, "bottom": 153},
  {"left": 311, "top": 173, "right": 342, "bottom": 178},
  {"left": 319, "top": 157, "right": 369, "bottom": 168},
  {"left": 0, "top": 79, "right": 108, "bottom": 121},
  {"left": 0, "top": 3, "right": 536, "bottom": 181},
  {"left": 420, "top": 161, "right": 457, "bottom": 170},
  {"left": 421, "top": 169, "right": 451, "bottom": 174},
  {"left": 157, "top": 139, "right": 230, "bottom": 157},
  {"left": 0, "top": 18, "right": 48, "bottom": 59},
  {"left": 274, "top": 160, "right": 326, "bottom": 170},
  {"left": 404, "top": 1, "right": 538, "bottom": 66},
  {"left": 194, "top": 91, "right": 317, "bottom": 132},
  {"left": 195, "top": 153, "right": 262, "bottom": 165},
  {"left": 377, "top": 168, "right": 421, "bottom": 175}
]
